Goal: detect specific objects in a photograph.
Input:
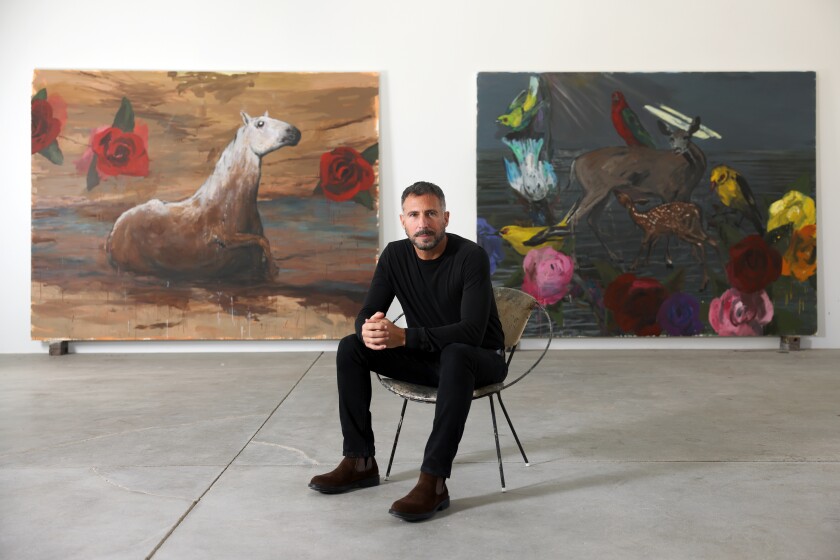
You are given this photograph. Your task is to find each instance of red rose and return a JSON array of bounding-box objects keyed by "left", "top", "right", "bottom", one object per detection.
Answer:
[
  {"left": 725, "top": 235, "right": 782, "bottom": 294},
  {"left": 604, "top": 273, "right": 668, "bottom": 336},
  {"left": 31, "top": 99, "right": 62, "bottom": 154},
  {"left": 92, "top": 126, "right": 150, "bottom": 177},
  {"left": 319, "top": 147, "right": 374, "bottom": 202}
]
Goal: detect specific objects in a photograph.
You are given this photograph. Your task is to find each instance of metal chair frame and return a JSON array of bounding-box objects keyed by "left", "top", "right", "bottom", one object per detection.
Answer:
[{"left": 376, "top": 287, "right": 553, "bottom": 491}]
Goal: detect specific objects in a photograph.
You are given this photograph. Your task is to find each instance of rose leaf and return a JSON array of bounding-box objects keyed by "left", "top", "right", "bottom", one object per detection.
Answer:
[
  {"left": 86, "top": 155, "right": 101, "bottom": 190},
  {"left": 791, "top": 173, "right": 812, "bottom": 194},
  {"left": 113, "top": 97, "right": 135, "bottom": 132},
  {"left": 710, "top": 273, "right": 728, "bottom": 297},
  {"left": 361, "top": 143, "right": 379, "bottom": 165},
  {"left": 32, "top": 88, "right": 48, "bottom": 101},
  {"left": 546, "top": 304, "right": 564, "bottom": 329},
  {"left": 313, "top": 181, "right": 323, "bottom": 195},
  {"left": 352, "top": 190, "right": 374, "bottom": 210},
  {"left": 592, "top": 259, "right": 620, "bottom": 287},
  {"left": 765, "top": 308, "right": 800, "bottom": 336},
  {"left": 719, "top": 223, "right": 744, "bottom": 251},
  {"left": 662, "top": 267, "right": 685, "bottom": 294},
  {"left": 503, "top": 266, "right": 525, "bottom": 289},
  {"left": 39, "top": 141, "right": 64, "bottom": 165}
]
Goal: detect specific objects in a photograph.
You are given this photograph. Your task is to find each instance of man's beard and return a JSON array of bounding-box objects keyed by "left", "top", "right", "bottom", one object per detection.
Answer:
[{"left": 408, "top": 228, "right": 446, "bottom": 251}]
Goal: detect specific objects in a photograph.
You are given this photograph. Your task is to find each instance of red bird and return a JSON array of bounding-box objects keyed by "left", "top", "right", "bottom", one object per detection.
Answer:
[{"left": 611, "top": 91, "right": 656, "bottom": 148}]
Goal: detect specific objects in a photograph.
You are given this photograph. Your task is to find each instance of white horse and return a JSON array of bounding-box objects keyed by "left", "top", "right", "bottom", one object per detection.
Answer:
[{"left": 107, "top": 111, "right": 300, "bottom": 280}]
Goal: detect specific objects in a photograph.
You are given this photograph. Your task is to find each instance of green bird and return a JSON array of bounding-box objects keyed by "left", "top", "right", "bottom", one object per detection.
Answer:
[{"left": 497, "top": 76, "right": 541, "bottom": 131}]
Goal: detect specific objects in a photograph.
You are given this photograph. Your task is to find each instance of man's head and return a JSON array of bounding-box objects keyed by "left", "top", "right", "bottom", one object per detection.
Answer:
[{"left": 400, "top": 181, "right": 449, "bottom": 256}]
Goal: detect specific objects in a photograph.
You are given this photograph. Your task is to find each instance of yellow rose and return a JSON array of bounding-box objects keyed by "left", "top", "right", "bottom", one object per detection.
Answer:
[{"left": 767, "top": 190, "right": 816, "bottom": 231}]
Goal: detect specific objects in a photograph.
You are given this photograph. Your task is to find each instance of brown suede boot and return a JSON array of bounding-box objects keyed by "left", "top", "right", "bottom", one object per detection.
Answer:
[
  {"left": 309, "top": 457, "right": 379, "bottom": 494},
  {"left": 388, "top": 472, "right": 450, "bottom": 521}
]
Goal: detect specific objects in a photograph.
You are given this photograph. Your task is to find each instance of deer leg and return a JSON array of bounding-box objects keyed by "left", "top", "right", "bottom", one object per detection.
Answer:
[
  {"left": 586, "top": 199, "right": 621, "bottom": 263},
  {"left": 631, "top": 236, "right": 649, "bottom": 271},
  {"left": 643, "top": 236, "right": 658, "bottom": 266},
  {"left": 664, "top": 237, "right": 674, "bottom": 268},
  {"left": 697, "top": 243, "right": 709, "bottom": 291},
  {"left": 211, "top": 232, "right": 278, "bottom": 278}
]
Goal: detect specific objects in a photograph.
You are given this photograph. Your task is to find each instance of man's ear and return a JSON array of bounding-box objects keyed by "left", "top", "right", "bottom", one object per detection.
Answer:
[{"left": 443, "top": 211, "right": 450, "bottom": 227}]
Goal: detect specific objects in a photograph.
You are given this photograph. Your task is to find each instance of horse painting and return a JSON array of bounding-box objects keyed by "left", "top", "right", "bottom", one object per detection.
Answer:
[{"left": 107, "top": 111, "right": 301, "bottom": 280}]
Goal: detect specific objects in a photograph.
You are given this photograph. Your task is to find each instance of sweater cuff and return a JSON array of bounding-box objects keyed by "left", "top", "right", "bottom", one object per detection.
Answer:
[{"left": 404, "top": 327, "right": 430, "bottom": 351}]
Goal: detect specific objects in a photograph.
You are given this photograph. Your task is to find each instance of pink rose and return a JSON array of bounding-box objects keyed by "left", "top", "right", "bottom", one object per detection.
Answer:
[
  {"left": 521, "top": 247, "right": 574, "bottom": 306},
  {"left": 709, "top": 288, "right": 773, "bottom": 336}
]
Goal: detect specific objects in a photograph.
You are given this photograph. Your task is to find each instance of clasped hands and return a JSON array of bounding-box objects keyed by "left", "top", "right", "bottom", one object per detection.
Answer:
[{"left": 362, "top": 311, "right": 405, "bottom": 350}]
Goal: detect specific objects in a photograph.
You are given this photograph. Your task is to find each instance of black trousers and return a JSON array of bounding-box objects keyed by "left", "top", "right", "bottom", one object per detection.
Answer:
[{"left": 336, "top": 334, "right": 508, "bottom": 478}]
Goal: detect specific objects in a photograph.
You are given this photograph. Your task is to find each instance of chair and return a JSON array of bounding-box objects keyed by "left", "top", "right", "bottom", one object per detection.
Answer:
[{"left": 376, "top": 287, "right": 552, "bottom": 491}]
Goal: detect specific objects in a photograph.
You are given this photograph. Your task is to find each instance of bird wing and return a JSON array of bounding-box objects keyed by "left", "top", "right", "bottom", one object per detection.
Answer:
[
  {"left": 508, "top": 89, "right": 528, "bottom": 111},
  {"left": 621, "top": 107, "right": 656, "bottom": 148},
  {"left": 504, "top": 158, "right": 524, "bottom": 194},
  {"left": 522, "top": 76, "right": 540, "bottom": 112},
  {"left": 735, "top": 173, "right": 765, "bottom": 234}
]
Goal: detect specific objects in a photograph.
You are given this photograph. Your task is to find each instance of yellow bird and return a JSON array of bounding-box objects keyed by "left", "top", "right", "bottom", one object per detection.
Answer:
[
  {"left": 499, "top": 224, "right": 566, "bottom": 255},
  {"left": 496, "top": 76, "right": 541, "bottom": 132},
  {"left": 710, "top": 165, "right": 764, "bottom": 235},
  {"left": 499, "top": 204, "right": 574, "bottom": 256}
]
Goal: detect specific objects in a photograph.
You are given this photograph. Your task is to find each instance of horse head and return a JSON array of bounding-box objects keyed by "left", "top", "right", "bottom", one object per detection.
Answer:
[{"left": 240, "top": 111, "right": 301, "bottom": 157}]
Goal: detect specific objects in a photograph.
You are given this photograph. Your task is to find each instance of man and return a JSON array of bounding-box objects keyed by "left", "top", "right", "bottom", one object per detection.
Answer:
[{"left": 309, "top": 181, "right": 507, "bottom": 521}]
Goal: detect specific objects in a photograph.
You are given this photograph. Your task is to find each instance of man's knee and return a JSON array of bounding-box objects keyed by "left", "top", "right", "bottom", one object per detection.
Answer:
[
  {"left": 440, "top": 343, "right": 473, "bottom": 366},
  {"left": 337, "top": 334, "right": 365, "bottom": 368},
  {"left": 439, "top": 343, "right": 478, "bottom": 383},
  {"left": 338, "top": 334, "right": 362, "bottom": 356}
]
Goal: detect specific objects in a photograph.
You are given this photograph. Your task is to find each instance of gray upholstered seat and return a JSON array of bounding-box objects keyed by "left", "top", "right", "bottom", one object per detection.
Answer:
[{"left": 377, "top": 287, "right": 552, "bottom": 491}]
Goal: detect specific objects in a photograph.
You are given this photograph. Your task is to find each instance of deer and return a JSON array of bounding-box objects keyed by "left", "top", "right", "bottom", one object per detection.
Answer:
[
  {"left": 530, "top": 117, "right": 708, "bottom": 262},
  {"left": 613, "top": 190, "right": 719, "bottom": 291}
]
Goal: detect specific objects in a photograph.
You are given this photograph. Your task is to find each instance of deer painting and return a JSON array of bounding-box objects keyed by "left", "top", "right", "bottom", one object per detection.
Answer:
[
  {"left": 561, "top": 117, "right": 707, "bottom": 262},
  {"left": 614, "top": 190, "right": 719, "bottom": 290}
]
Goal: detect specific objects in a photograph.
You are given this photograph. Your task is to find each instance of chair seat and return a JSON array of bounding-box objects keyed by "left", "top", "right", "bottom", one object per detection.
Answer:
[
  {"left": 377, "top": 287, "right": 552, "bottom": 491},
  {"left": 378, "top": 377, "right": 505, "bottom": 403}
]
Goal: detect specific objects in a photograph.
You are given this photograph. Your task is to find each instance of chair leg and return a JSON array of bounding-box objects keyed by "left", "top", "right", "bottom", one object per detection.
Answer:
[
  {"left": 497, "top": 392, "right": 530, "bottom": 466},
  {"left": 385, "top": 399, "right": 408, "bottom": 481},
  {"left": 488, "top": 394, "right": 506, "bottom": 492}
]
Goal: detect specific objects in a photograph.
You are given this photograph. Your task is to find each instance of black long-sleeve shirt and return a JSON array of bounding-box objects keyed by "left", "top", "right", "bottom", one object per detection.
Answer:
[{"left": 355, "top": 233, "right": 504, "bottom": 352}]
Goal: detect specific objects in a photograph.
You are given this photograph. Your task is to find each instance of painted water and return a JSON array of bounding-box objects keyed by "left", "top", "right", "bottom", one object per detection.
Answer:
[{"left": 32, "top": 196, "right": 377, "bottom": 340}]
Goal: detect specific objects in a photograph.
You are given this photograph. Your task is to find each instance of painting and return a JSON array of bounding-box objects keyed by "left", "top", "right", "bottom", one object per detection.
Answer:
[
  {"left": 31, "top": 70, "right": 379, "bottom": 340},
  {"left": 477, "top": 72, "right": 816, "bottom": 337}
]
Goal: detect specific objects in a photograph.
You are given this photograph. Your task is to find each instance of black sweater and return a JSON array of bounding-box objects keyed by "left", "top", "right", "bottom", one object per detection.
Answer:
[{"left": 355, "top": 233, "right": 504, "bottom": 352}]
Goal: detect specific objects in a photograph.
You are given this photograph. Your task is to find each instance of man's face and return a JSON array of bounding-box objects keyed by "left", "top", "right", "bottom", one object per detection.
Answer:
[{"left": 400, "top": 193, "right": 449, "bottom": 252}]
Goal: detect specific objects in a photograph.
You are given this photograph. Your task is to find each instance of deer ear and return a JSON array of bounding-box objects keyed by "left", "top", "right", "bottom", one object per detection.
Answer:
[
  {"left": 241, "top": 111, "right": 251, "bottom": 125},
  {"left": 657, "top": 120, "right": 670, "bottom": 135},
  {"left": 689, "top": 117, "right": 701, "bottom": 136}
]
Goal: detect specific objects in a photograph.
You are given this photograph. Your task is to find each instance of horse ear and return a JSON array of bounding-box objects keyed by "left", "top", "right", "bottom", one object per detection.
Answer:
[
  {"left": 263, "top": 110, "right": 269, "bottom": 117},
  {"left": 241, "top": 111, "right": 251, "bottom": 125}
]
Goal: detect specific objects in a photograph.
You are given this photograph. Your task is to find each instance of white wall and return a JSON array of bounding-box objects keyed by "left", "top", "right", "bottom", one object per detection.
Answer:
[{"left": 2, "top": 0, "right": 839, "bottom": 353}]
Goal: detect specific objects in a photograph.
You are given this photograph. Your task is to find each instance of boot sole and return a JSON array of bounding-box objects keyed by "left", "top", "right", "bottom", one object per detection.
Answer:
[
  {"left": 388, "top": 497, "right": 450, "bottom": 522},
  {"left": 308, "top": 475, "right": 380, "bottom": 494}
]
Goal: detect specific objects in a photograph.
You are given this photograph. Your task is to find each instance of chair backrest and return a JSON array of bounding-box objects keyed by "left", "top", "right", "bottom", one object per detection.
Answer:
[
  {"left": 494, "top": 287, "right": 538, "bottom": 350},
  {"left": 493, "top": 287, "right": 553, "bottom": 390}
]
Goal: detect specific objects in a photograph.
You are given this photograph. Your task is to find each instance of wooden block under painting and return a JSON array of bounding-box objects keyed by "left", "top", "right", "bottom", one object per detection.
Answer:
[
  {"left": 477, "top": 72, "right": 816, "bottom": 337},
  {"left": 31, "top": 70, "right": 379, "bottom": 340}
]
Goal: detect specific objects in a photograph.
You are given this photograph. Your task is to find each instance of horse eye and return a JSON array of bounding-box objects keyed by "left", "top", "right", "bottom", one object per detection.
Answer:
[{"left": 256, "top": 120, "right": 265, "bottom": 128}]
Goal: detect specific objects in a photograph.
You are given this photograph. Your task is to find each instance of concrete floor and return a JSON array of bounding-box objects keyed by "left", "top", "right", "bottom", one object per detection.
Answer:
[{"left": 1, "top": 349, "right": 839, "bottom": 559}]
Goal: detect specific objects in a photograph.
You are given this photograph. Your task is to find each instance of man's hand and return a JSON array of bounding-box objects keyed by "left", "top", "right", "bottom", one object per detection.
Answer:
[{"left": 362, "top": 311, "right": 406, "bottom": 350}]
